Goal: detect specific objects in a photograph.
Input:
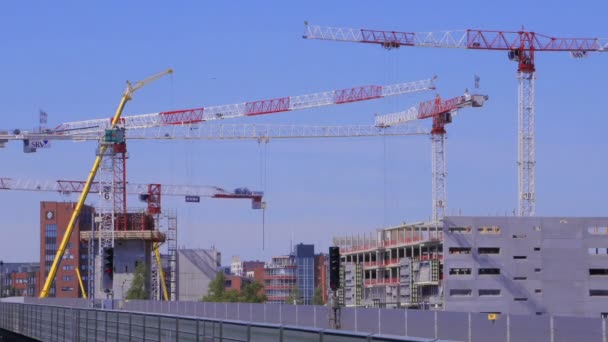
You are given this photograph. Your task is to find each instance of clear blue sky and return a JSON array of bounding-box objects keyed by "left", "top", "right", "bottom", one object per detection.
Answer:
[{"left": 1, "top": 1, "right": 606, "bottom": 263}]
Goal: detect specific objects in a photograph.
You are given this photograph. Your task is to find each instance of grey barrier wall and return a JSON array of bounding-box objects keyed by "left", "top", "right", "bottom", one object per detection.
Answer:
[
  {"left": 7, "top": 298, "right": 608, "bottom": 342},
  {"left": 0, "top": 301, "right": 455, "bottom": 342},
  {"left": 121, "top": 300, "right": 608, "bottom": 342}
]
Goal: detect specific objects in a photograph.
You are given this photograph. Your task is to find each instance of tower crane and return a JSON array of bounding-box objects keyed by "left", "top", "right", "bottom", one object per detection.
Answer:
[
  {"left": 39, "top": 68, "right": 173, "bottom": 298},
  {"left": 304, "top": 22, "right": 608, "bottom": 217},
  {"left": 0, "top": 176, "right": 264, "bottom": 301},
  {"left": 375, "top": 93, "right": 488, "bottom": 222},
  {"left": 30, "top": 74, "right": 435, "bottom": 298}
]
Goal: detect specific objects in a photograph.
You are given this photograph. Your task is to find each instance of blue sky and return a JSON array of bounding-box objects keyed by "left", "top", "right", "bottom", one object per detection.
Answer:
[{"left": 1, "top": 1, "right": 607, "bottom": 263}]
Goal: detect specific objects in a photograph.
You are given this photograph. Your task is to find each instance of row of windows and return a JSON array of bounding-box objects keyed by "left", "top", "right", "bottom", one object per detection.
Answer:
[
  {"left": 450, "top": 289, "right": 543, "bottom": 297},
  {"left": 589, "top": 248, "right": 608, "bottom": 255},
  {"left": 450, "top": 247, "right": 606, "bottom": 256},
  {"left": 449, "top": 225, "right": 608, "bottom": 236},
  {"left": 62, "top": 265, "right": 74, "bottom": 271},
  {"left": 62, "top": 276, "right": 72, "bottom": 282},
  {"left": 449, "top": 268, "right": 543, "bottom": 276}
]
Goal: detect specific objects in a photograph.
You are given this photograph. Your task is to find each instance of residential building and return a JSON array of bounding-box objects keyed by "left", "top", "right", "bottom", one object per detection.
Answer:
[
  {"left": 40, "top": 202, "right": 94, "bottom": 298},
  {"left": 242, "top": 260, "right": 264, "bottom": 276},
  {"left": 0, "top": 263, "right": 39, "bottom": 297},
  {"left": 230, "top": 256, "right": 243, "bottom": 276},
  {"left": 264, "top": 256, "right": 296, "bottom": 303},
  {"left": 177, "top": 248, "right": 221, "bottom": 301},
  {"left": 225, "top": 275, "right": 252, "bottom": 292}
]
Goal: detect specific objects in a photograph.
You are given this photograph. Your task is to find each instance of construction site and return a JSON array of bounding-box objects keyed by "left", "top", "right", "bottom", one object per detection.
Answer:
[{"left": 1, "top": 5, "right": 608, "bottom": 339}]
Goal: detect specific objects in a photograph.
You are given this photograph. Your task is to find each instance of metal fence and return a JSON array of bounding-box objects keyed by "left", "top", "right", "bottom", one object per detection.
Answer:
[
  {"left": 121, "top": 300, "right": 608, "bottom": 342},
  {"left": 7, "top": 298, "right": 608, "bottom": 341},
  {"left": 0, "top": 302, "right": 454, "bottom": 342}
]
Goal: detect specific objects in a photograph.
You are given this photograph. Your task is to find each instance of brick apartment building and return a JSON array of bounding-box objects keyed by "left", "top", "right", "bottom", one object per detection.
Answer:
[{"left": 40, "top": 201, "right": 94, "bottom": 298}]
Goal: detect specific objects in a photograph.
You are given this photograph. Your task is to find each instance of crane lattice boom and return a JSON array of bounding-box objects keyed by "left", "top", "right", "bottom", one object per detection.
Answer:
[
  {"left": 0, "top": 177, "right": 262, "bottom": 200},
  {"left": 304, "top": 23, "right": 608, "bottom": 52},
  {"left": 51, "top": 79, "right": 435, "bottom": 136},
  {"left": 1, "top": 123, "right": 429, "bottom": 145}
]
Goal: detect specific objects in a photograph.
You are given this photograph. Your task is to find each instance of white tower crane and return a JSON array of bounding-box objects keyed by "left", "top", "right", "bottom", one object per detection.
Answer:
[
  {"left": 303, "top": 22, "right": 608, "bottom": 216},
  {"left": 375, "top": 93, "right": 488, "bottom": 222}
]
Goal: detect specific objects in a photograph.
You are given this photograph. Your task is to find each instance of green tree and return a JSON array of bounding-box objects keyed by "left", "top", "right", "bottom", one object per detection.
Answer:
[
  {"left": 285, "top": 286, "right": 303, "bottom": 305},
  {"left": 312, "top": 286, "right": 324, "bottom": 305},
  {"left": 240, "top": 281, "right": 267, "bottom": 303},
  {"left": 202, "top": 272, "right": 226, "bottom": 302},
  {"left": 125, "top": 263, "right": 148, "bottom": 300}
]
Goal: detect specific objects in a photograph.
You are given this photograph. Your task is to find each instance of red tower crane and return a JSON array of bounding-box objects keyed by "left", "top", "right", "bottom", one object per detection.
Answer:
[{"left": 304, "top": 22, "right": 608, "bottom": 217}]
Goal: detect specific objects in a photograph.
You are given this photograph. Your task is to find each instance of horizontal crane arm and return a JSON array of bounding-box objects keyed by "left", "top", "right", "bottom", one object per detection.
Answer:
[
  {"left": 50, "top": 79, "right": 435, "bottom": 135},
  {"left": 0, "top": 177, "right": 262, "bottom": 200},
  {"left": 305, "top": 23, "right": 608, "bottom": 52},
  {"left": 375, "top": 94, "right": 488, "bottom": 127}
]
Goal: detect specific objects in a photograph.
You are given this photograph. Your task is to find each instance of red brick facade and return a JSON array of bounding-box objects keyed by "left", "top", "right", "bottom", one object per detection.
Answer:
[{"left": 40, "top": 202, "right": 94, "bottom": 298}]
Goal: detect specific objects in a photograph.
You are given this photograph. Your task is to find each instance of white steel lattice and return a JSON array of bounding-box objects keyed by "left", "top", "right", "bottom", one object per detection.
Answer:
[
  {"left": 150, "top": 242, "right": 159, "bottom": 300},
  {"left": 167, "top": 210, "right": 177, "bottom": 302},
  {"left": 431, "top": 134, "right": 447, "bottom": 223},
  {"left": 87, "top": 212, "right": 95, "bottom": 302},
  {"left": 304, "top": 24, "right": 468, "bottom": 49},
  {"left": 97, "top": 151, "right": 115, "bottom": 252},
  {"left": 518, "top": 72, "right": 536, "bottom": 217},
  {"left": 52, "top": 79, "right": 435, "bottom": 135},
  {"left": 0, "top": 124, "right": 429, "bottom": 142}
]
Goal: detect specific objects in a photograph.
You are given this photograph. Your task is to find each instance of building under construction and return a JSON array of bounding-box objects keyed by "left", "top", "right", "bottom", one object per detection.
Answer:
[{"left": 334, "top": 216, "right": 608, "bottom": 317}]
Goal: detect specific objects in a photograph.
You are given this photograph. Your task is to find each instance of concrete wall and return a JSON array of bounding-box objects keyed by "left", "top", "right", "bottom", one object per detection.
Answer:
[
  {"left": 443, "top": 216, "right": 608, "bottom": 317},
  {"left": 177, "top": 249, "right": 220, "bottom": 301}
]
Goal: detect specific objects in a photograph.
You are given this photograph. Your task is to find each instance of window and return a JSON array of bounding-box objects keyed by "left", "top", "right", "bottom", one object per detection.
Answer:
[
  {"left": 590, "top": 269, "right": 608, "bottom": 276},
  {"left": 478, "top": 226, "right": 501, "bottom": 234},
  {"left": 449, "top": 227, "right": 472, "bottom": 234},
  {"left": 479, "top": 289, "right": 501, "bottom": 296},
  {"left": 478, "top": 247, "right": 500, "bottom": 254},
  {"left": 512, "top": 234, "right": 527, "bottom": 239},
  {"left": 588, "top": 248, "right": 608, "bottom": 256},
  {"left": 449, "top": 268, "right": 472, "bottom": 275},
  {"left": 62, "top": 276, "right": 72, "bottom": 282},
  {"left": 60, "top": 287, "right": 73, "bottom": 292},
  {"left": 535, "top": 289, "right": 542, "bottom": 293},
  {"left": 45, "top": 224, "right": 57, "bottom": 238},
  {"left": 534, "top": 247, "right": 541, "bottom": 251},
  {"left": 589, "top": 290, "right": 608, "bottom": 297},
  {"left": 534, "top": 268, "right": 542, "bottom": 272},
  {"left": 514, "top": 276, "right": 527, "bottom": 280},
  {"left": 513, "top": 256, "right": 527, "bottom": 259},
  {"left": 62, "top": 265, "right": 74, "bottom": 271},
  {"left": 479, "top": 268, "right": 500, "bottom": 275},
  {"left": 449, "top": 247, "right": 471, "bottom": 255},
  {"left": 533, "top": 226, "right": 541, "bottom": 231},
  {"left": 450, "top": 289, "right": 472, "bottom": 296},
  {"left": 514, "top": 298, "right": 528, "bottom": 301}
]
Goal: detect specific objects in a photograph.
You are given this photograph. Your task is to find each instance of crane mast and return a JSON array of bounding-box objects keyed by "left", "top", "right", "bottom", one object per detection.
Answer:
[
  {"left": 306, "top": 22, "right": 607, "bottom": 216},
  {"left": 375, "top": 94, "right": 488, "bottom": 222}
]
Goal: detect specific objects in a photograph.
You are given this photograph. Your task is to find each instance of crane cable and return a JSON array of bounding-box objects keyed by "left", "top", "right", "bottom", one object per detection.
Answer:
[{"left": 258, "top": 139, "right": 269, "bottom": 250}]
